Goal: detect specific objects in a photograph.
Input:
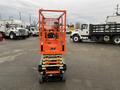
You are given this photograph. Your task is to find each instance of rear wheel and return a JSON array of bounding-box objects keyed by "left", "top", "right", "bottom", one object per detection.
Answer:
[
  {"left": 103, "top": 35, "right": 110, "bottom": 42},
  {"left": 72, "top": 35, "right": 80, "bottom": 42},
  {"left": 112, "top": 36, "right": 120, "bottom": 45}
]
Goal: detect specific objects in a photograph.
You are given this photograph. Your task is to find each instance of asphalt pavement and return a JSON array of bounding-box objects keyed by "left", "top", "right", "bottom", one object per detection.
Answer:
[{"left": 0, "top": 36, "right": 120, "bottom": 90}]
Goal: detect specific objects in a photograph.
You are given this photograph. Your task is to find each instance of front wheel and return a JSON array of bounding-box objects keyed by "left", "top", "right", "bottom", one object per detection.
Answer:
[
  {"left": 112, "top": 36, "right": 120, "bottom": 45},
  {"left": 72, "top": 35, "right": 80, "bottom": 42},
  {"left": 9, "top": 33, "right": 16, "bottom": 40}
]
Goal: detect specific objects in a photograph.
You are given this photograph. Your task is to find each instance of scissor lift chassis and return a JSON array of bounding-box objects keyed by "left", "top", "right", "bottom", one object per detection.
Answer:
[{"left": 38, "top": 55, "right": 67, "bottom": 83}]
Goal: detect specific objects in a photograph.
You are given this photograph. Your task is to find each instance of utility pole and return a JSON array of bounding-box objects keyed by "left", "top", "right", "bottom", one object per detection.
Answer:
[
  {"left": 29, "top": 14, "right": 31, "bottom": 25},
  {"left": 19, "top": 12, "right": 22, "bottom": 20},
  {"left": 116, "top": 4, "right": 120, "bottom": 15},
  {"left": 0, "top": 13, "right": 1, "bottom": 20}
]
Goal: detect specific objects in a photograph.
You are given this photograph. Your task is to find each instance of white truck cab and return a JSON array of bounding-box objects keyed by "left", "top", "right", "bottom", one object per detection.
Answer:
[
  {"left": 0, "top": 19, "right": 29, "bottom": 39},
  {"left": 0, "top": 26, "right": 29, "bottom": 39},
  {"left": 70, "top": 24, "right": 90, "bottom": 42},
  {"left": 7, "top": 27, "right": 29, "bottom": 39}
]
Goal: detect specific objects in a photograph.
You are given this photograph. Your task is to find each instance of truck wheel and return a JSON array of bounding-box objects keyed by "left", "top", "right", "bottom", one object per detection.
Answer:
[
  {"left": 72, "top": 35, "right": 80, "bottom": 42},
  {"left": 9, "top": 33, "right": 15, "bottom": 39},
  {"left": 113, "top": 36, "right": 120, "bottom": 45},
  {"left": 103, "top": 35, "right": 110, "bottom": 42}
]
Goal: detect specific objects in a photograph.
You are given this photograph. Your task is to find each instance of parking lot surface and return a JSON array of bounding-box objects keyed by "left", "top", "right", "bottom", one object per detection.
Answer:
[{"left": 0, "top": 36, "right": 120, "bottom": 90}]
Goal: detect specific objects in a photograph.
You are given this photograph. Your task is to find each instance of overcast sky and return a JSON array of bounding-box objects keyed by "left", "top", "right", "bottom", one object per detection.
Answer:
[{"left": 0, "top": 0, "right": 120, "bottom": 24}]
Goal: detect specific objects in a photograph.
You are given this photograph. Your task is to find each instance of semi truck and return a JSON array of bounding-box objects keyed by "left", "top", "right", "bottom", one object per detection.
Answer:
[{"left": 38, "top": 9, "right": 67, "bottom": 83}]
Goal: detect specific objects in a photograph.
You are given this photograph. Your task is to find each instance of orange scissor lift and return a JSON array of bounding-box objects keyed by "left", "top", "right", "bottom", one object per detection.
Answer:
[{"left": 38, "top": 9, "right": 67, "bottom": 83}]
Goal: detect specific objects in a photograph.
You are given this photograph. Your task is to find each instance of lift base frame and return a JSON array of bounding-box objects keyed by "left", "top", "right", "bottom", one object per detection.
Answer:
[{"left": 38, "top": 54, "right": 66, "bottom": 83}]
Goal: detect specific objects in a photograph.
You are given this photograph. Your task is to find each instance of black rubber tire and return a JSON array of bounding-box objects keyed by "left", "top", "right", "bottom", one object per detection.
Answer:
[
  {"left": 112, "top": 36, "right": 120, "bottom": 45},
  {"left": 72, "top": 35, "right": 80, "bottom": 42},
  {"left": 9, "top": 32, "right": 16, "bottom": 40},
  {"left": 103, "top": 35, "right": 110, "bottom": 42}
]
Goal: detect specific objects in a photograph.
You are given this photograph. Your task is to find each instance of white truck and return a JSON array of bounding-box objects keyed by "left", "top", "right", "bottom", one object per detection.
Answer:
[
  {"left": 0, "top": 19, "right": 29, "bottom": 39},
  {"left": 70, "top": 14, "right": 120, "bottom": 45},
  {"left": 29, "top": 27, "right": 39, "bottom": 36},
  {"left": 0, "top": 25, "right": 29, "bottom": 39},
  {"left": 70, "top": 23, "right": 120, "bottom": 45}
]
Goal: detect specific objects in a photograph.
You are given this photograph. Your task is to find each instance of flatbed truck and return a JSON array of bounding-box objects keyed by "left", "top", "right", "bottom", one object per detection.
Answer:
[{"left": 70, "top": 23, "right": 120, "bottom": 44}]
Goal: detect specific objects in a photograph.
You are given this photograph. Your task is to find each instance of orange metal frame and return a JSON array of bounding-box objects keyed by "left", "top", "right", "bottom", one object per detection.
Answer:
[{"left": 38, "top": 9, "right": 66, "bottom": 55}]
